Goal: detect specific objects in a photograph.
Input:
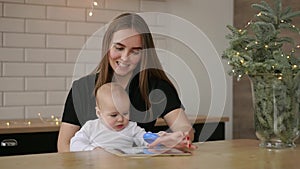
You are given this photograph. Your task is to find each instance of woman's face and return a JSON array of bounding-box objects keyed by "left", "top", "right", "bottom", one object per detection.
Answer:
[{"left": 109, "top": 29, "right": 142, "bottom": 77}]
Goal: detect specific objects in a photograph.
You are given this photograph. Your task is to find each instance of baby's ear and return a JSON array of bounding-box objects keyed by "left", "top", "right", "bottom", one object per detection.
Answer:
[{"left": 95, "top": 106, "right": 101, "bottom": 117}]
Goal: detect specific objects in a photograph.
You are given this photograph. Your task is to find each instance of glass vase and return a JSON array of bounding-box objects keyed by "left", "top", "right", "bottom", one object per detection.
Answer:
[{"left": 249, "top": 74, "right": 300, "bottom": 149}]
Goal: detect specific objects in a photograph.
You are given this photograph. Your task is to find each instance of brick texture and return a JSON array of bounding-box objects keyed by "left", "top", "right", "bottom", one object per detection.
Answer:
[{"left": 0, "top": 0, "right": 165, "bottom": 119}]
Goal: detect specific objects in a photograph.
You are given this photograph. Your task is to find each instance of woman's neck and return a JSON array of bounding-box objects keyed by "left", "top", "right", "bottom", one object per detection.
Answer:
[{"left": 112, "top": 73, "right": 132, "bottom": 89}]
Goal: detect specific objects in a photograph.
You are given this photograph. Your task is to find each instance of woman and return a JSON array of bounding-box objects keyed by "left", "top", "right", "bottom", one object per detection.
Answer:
[{"left": 57, "top": 13, "right": 194, "bottom": 152}]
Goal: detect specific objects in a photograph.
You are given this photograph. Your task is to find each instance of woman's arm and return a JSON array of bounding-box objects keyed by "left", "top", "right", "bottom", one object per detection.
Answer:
[
  {"left": 57, "top": 122, "right": 80, "bottom": 152},
  {"left": 163, "top": 108, "right": 194, "bottom": 142}
]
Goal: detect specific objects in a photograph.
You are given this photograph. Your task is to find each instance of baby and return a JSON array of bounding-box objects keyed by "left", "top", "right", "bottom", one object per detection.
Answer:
[{"left": 70, "top": 83, "right": 188, "bottom": 151}]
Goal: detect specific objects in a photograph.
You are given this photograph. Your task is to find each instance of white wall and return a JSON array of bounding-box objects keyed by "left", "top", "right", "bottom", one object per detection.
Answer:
[
  {"left": 163, "top": 0, "right": 233, "bottom": 139},
  {"left": 142, "top": 0, "right": 233, "bottom": 139}
]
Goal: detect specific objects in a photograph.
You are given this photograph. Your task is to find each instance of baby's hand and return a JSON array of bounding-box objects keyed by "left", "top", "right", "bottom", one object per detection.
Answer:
[{"left": 148, "top": 131, "right": 185, "bottom": 148}]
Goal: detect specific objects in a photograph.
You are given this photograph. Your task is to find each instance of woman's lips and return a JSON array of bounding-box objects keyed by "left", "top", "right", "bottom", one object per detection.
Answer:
[{"left": 117, "top": 61, "right": 129, "bottom": 67}]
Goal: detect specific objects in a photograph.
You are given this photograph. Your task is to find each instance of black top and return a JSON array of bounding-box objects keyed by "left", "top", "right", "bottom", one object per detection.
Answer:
[{"left": 62, "top": 73, "right": 183, "bottom": 132}]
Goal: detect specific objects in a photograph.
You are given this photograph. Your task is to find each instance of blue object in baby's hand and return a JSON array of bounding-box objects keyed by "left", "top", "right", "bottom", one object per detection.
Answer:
[{"left": 143, "top": 132, "right": 159, "bottom": 144}]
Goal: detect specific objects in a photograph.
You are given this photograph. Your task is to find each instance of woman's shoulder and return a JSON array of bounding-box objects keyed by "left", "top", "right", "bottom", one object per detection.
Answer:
[
  {"left": 73, "top": 73, "right": 96, "bottom": 84},
  {"left": 148, "top": 77, "right": 175, "bottom": 89}
]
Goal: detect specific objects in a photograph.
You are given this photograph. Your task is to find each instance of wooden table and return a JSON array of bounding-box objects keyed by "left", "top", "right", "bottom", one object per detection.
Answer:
[{"left": 0, "top": 139, "right": 299, "bottom": 169}]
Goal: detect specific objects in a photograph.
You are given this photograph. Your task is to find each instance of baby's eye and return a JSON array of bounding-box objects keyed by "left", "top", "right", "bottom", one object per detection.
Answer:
[{"left": 110, "top": 114, "right": 118, "bottom": 117}]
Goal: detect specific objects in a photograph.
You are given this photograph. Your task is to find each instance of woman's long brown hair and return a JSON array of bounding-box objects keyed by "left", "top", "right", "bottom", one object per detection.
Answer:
[{"left": 94, "top": 13, "right": 175, "bottom": 108}]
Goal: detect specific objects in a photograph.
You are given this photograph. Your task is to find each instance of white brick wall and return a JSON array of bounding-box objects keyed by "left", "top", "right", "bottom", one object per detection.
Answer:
[
  {"left": 0, "top": 18, "right": 25, "bottom": 32},
  {"left": 4, "top": 33, "right": 45, "bottom": 48},
  {"left": 0, "top": 48, "right": 24, "bottom": 61},
  {"left": 105, "top": 0, "right": 140, "bottom": 11},
  {"left": 26, "top": 20, "right": 66, "bottom": 34},
  {"left": 47, "top": 6, "right": 85, "bottom": 21},
  {"left": 25, "top": 77, "right": 65, "bottom": 90},
  {"left": 4, "top": 92, "right": 45, "bottom": 106},
  {"left": 4, "top": 4, "right": 46, "bottom": 19},
  {"left": 25, "top": 48, "right": 65, "bottom": 62},
  {"left": 0, "top": 0, "right": 166, "bottom": 120}
]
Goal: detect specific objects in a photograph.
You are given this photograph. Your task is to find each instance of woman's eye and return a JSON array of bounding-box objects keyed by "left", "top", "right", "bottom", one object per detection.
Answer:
[
  {"left": 131, "top": 50, "right": 141, "bottom": 55},
  {"left": 110, "top": 114, "right": 118, "bottom": 117},
  {"left": 114, "top": 46, "right": 123, "bottom": 51}
]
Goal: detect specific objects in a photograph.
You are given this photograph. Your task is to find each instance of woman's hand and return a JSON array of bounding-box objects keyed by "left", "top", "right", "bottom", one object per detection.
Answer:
[
  {"left": 93, "top": 147, "right": 103, "bottom": 150},
  {"left": 147, "top": 131, "right": 197, "bottom": 150}
]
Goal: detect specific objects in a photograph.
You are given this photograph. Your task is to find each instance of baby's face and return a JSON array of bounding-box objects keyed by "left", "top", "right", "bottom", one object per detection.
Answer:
[{"left": 98, "top": 95, "right": 130, "bottom": 131}]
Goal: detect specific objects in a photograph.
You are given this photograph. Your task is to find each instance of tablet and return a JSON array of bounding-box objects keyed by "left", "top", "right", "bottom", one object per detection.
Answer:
[{"left": 105, "top": 147, "right": 191, "bottom": 157}]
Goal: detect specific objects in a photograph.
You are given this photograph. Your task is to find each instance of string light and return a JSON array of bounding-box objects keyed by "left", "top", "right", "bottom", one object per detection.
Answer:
[
  {"left": 88, "top": 0, "right": 99, "bottom": 17},
  {"left": 292, "top": 65, "right": 298, "bottom": 69},
  {"left": 257, "top": 12, "right": 262, "bottom": 16}
]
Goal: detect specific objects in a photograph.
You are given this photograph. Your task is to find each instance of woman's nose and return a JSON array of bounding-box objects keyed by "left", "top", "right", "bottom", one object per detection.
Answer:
[{"left": 120, "top": 50, "right": 130, "bottom": 61}]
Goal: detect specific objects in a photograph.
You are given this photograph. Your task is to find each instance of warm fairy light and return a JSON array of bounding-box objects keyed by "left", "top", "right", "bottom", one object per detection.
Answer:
[
  {"left": 272, "top": 65, "right": 275, "bottom": 69},
  {"left": 51, "top": 115, "right": 54, "bottom": 119},
  {"left": 27, "top": 121, "right": 31, "bottom": 125},
  {"left": 238, "top": 74, "right": 242, "bottom": 78},
  {"left": 287, "top": 55, "right": 290, "bottom": 59},
  {"left": 245, "top": 47, "right": 248, "bottom": 50},
  {"left": 297, "top": 45, "right": 300, "bottom": 48},
  {"left": 6, "top": 122, "right": 10, "bottom": 126},
  {"left": 232, "top": 69, "right": 235, "bottom": 73},
  {"left": 236, "top": 52, "right": 240, "bottom": 56},
  {"left": 264, "top": 45, "right": 269, "bottom": 48},
  {"left": 238, "top": 29, "right": 242, "bottom": 32},
  {"left": 293, "top": 65, "right": 298, "bottom": 69},
  {"left": 292, "top": 25, "right": 296, "bottom": 28},
  {"left": 227, "top": 61, "right": 230, "bottom": 65},
  {"left": 255, "top": 41, "right": 258, "bottom": 44},
  {"left": 280, "top": 20, "right": 285, "bottom": 23},
  {"left": 88, "top": 1, "right": 100, "bottom": 17},
  {"left": 240, "top": 59, "right": 244, "bottom": 64},
  {"left": 257, "top": 12, "right": 262, "bottom": 16},
  {"left": 278, "top": 76, "right": 282, "bottom": 80}
]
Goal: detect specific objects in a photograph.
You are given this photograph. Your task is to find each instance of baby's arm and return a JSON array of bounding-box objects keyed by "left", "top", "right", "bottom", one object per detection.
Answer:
[{"left": 70, "top": 124, "right": 96, "bottom": 151}]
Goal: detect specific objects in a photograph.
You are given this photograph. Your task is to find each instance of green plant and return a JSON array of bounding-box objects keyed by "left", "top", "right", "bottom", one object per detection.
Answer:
[
  {"left": 222, "top": 0, "right": 300, "bottom": 79},
  {"left": 223, "top": 0, "right": 300, "bottom": 148}
]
